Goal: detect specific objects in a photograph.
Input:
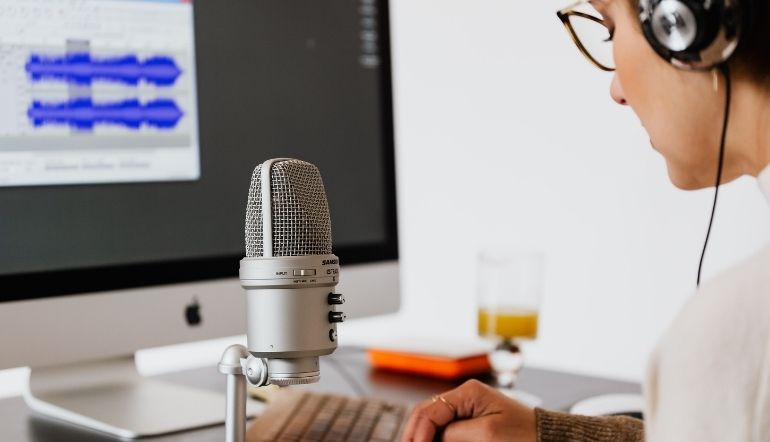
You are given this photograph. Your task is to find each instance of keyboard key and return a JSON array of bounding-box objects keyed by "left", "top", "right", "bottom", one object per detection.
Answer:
[
  {"left": 323, "top": 398, "right": 365, "bottom": 442},
  {"left": 300, "top": 396, "right": 345, "bottom": 442},
  {"left": 248, "top": 390, "right": 306, "bottom": 442},
  {"left": 369, "top": 404, "right": 405, "bottom": 442},
  {"left": 278, "top": 393, "right": 327, "bottom": 442},
  {"left": 345, "top": 401, "right": 384, "bottom": 442}
]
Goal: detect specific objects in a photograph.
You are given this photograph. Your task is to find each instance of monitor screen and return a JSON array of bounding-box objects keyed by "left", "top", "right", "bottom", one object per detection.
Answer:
[{"left": 0, "top": 0, "right": 397, "bottom": 301}]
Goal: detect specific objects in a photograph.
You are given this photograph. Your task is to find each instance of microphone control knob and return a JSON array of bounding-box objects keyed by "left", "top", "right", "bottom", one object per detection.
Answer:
[
  {"left": 327, "top": 293, "right": 345, "bottom": 305},
  {"left": 328, "top": 311, "right": 346, "bottom": 323}
]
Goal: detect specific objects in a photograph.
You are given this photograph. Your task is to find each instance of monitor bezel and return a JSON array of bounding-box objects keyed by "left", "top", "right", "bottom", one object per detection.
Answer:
[{"left": 0, "top": 0, "right": 398, "bottom": 304}]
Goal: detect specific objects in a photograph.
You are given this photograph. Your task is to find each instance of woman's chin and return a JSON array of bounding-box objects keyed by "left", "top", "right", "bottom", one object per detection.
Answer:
[{"left": 666, "top": 165, "right": 709, "bottom": 191}]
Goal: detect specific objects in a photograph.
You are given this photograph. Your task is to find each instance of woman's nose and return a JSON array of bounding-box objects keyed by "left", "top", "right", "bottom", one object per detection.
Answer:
[{"left": 610, "top": 74, "right": 628, "bottom": 106}]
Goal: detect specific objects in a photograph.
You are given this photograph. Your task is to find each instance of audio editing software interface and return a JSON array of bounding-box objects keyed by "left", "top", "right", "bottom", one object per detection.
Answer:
[{"left": 0, "top": 0, "right": 200, "bottom": 187}]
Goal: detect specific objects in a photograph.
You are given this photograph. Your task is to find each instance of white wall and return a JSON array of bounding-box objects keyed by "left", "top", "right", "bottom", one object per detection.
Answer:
[
  {"left": 345, "top": 0, "right": 770, "bottom": 381},
  {"left": 2, "top": 0, "right": 770, "bottom": 398}
]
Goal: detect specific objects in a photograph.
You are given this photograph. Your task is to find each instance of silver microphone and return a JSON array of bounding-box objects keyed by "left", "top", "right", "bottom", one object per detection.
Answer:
[{"left": 240, "top": 158, "right": 343, "bottom": 386}]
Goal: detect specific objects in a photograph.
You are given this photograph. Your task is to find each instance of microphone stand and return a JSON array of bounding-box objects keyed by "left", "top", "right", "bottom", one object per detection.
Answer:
[{"left": 218, "top": 345, "right": 269, "bottom": 442}]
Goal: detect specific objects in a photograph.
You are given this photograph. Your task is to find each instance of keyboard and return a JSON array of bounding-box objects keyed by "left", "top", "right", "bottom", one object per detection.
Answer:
[{"left": 246, "top": 390, "right": 409, "bottom": 442}]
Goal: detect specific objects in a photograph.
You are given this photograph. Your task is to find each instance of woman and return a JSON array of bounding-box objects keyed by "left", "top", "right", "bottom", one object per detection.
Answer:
[{"left": 401, "top": 0, "right": 770, "bottom": 440}]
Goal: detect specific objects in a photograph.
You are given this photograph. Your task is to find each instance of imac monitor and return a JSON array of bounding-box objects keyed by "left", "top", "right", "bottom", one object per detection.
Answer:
[{"left": 0, "top": 0, "right": 399, "bottom": 437}]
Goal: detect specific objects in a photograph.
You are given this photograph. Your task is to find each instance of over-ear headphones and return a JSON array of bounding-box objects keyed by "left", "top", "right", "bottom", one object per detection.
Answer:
[{"left": 639, "top": 0, "right": 743, "bottom": 70}]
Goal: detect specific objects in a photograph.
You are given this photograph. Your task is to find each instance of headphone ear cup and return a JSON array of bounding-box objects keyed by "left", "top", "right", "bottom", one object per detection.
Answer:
[
  {"left": 644, "top": 0, "right": 699, "bottom": 52},
  {"left": 639, "top": 0, "right": 741, "bottom": 70}
]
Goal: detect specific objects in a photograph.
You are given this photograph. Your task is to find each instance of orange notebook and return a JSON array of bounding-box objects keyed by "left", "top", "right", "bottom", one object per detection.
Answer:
[{"left": 367, "top": 340, "right": 492, "bottom": 380}]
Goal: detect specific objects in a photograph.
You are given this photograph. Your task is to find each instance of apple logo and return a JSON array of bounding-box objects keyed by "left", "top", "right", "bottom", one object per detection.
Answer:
[{"left": 185, "top": 298, "right": 202, "bottom": 327}]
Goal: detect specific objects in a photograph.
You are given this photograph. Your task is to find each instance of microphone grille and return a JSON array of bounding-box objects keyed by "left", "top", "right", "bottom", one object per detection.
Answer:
[{"left": 245, "top": 159, "right": 332, "bottom": 257}]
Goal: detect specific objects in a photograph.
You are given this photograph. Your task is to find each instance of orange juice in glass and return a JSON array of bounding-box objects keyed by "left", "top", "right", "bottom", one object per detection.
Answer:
[
  {"left": 477, "top": 307, "right": 539, "bottom": 340},
  {"left": 477, "top": 248, "right": 544, "bottom": 407}
]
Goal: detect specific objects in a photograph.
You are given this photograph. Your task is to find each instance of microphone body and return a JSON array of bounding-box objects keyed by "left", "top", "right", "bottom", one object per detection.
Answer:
[
  {"left": 240, "top": 158, "right": 343, "bottom": 386},
  {"left": 240, "top": 255, "right": 340, "bottom": 385}
]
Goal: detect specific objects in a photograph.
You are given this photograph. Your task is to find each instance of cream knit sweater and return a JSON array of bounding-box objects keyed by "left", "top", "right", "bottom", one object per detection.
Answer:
[{"left": 644, "top": 168, "right": 770, "bottom": 441}]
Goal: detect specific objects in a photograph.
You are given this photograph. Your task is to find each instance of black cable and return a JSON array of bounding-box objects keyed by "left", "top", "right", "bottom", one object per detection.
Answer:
[
  {"left": 697, "top": 63, "right": 732, "bottom": 287},
  {"left": 326, "top": 355, "right": 368, "bottom": 397}
]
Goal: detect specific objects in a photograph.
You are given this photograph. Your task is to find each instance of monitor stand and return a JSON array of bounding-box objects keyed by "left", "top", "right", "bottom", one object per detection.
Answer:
[{"left": 24, "top": 356, "right": 229, "bottom": 438}]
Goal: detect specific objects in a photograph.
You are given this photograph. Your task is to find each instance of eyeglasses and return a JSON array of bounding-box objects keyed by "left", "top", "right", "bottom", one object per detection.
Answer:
[{"left": 557, "top": 0, "right": 615, "bottom": 71}]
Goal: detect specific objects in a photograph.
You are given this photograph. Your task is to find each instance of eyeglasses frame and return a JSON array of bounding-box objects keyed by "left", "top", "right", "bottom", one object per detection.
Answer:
[{"left": 557, "top": 1, "right": 616, "bottom": 72}]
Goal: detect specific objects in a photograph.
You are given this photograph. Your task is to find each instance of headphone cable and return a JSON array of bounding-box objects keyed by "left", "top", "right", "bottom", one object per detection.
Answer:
[{"left": 697, "top": 63, "right": 732, "bottom": 287}]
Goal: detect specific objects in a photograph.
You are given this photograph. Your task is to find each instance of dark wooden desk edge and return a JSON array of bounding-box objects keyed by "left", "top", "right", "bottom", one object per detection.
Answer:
[{"left": 0, "top": 346, "right": 640, "bottom": 441}]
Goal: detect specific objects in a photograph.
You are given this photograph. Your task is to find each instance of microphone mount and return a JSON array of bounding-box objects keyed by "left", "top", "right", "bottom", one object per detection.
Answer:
[{"left": 218, "top": 345, "right": 268, "bottom": 442}]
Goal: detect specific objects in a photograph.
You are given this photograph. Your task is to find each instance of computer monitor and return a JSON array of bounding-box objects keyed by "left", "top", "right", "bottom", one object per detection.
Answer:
[{"left": 0, "top": 0, "right": 399, "bottom": 437}]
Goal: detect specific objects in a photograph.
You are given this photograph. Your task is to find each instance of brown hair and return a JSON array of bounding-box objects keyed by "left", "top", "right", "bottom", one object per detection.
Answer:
[{"left": 732, "top": 0, "right": 770, "bottom": 85}]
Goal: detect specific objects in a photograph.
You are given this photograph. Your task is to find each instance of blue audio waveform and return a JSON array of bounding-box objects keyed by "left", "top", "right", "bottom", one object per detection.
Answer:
[
  {"left": 28, "top": 98, "right": 184, "bottom": 130},
  {"left": 25, "top": 53, "right": 183, "bottom": 86}
]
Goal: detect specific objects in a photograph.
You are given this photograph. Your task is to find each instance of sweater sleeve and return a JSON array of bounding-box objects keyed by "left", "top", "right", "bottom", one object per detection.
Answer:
[{"left": 535, "top": 408, "right": 644, "bottom": 442}]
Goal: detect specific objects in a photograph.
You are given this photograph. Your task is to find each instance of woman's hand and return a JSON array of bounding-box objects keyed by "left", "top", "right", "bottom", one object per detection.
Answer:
[{"left": 401, "top": 379, "right": 537, "bottom": 442}]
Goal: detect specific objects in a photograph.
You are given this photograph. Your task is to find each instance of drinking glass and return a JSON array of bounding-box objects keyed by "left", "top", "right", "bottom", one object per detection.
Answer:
[{"left": 477, "top": 248, "right": 544, "bottom": 407}]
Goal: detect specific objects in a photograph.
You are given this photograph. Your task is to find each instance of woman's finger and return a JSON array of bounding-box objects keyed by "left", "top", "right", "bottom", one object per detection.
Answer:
[
  {"left": 401, "top": 394, "right": 456, "bottom": 442},
  {"left": 442, "top": 415, "right": 497, "bottom": 442},
  {"left": 401, "top": 380, "right": 491, "bottom": 442}
]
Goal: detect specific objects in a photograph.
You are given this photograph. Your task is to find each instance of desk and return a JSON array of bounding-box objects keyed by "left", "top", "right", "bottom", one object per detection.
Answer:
[{"left": 0, "top": 347, "right": 640, "bottom": 441}]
